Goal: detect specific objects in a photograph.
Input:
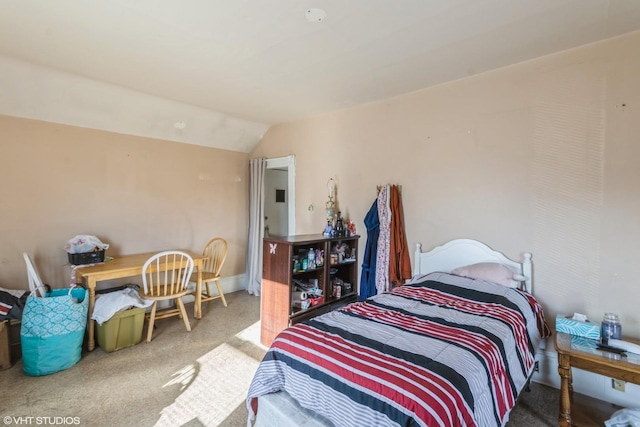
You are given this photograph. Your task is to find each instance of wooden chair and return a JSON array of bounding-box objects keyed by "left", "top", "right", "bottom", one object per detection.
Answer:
[
  {"left": 191, "top": 237, "right": 228, "bottom": 308},
  {"left": 140, "top": 251, "right": 194, "bottom": 342}
]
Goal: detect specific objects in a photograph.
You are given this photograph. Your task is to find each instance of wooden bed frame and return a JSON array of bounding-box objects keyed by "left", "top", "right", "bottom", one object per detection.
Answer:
[{"left": 413, "top": 238, "right": 533, "bottom": 294}]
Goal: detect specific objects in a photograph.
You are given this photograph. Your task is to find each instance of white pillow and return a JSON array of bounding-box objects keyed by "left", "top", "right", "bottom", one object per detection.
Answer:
[{"left": 451, "top": 262, "right": 525, "bottom": 288}]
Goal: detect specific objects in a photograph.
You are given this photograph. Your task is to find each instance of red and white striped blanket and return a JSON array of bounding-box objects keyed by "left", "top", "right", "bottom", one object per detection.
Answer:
[{"left": 247, "top": 272, "right": 550, "bottom": 427}]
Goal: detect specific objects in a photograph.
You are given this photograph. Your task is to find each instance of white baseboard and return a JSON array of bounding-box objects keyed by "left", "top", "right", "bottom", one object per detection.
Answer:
[
  {"left": 183, "top": 273, "right": 247, "bottom": 303},
  {"left": 217, "top": 273, "right": 247, "bottom": 294},
  {"left": 533, "top": 348, "right": 640, "bottom": 408}
]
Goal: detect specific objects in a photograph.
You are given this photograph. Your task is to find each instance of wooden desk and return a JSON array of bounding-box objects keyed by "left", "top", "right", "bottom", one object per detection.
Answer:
[
  {"left": 74, "top": 251, "right": 205, "bottom": 351},
  {"left": 555, "top": 332, "right": 640, "bottom": 426}
]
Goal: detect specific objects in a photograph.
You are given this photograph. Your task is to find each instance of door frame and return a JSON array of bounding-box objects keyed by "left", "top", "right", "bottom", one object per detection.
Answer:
[{"left": 265, "top": 155, "right": 295, "bottom": 235}]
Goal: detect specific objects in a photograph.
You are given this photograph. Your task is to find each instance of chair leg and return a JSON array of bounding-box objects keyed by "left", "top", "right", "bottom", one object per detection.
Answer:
[
  {"left": 215, "top": 279, "right": 227, "bottom": 307},
  {"left": 176, "top": 298, "right": 191, "bottom": 332},
  {"left": 146, "top": 301, "right": 158, "bottom": 342}
]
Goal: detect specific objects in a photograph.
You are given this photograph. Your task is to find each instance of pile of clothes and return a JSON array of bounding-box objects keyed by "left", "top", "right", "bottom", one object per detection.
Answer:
[{"left": 0, "top": 287, "right": 27, "bottom": 321}]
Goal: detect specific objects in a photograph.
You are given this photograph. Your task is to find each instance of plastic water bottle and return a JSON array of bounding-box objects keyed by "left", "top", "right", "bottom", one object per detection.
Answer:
[{"left": 308, "top": 248, "right": 316, "bottom": 269}]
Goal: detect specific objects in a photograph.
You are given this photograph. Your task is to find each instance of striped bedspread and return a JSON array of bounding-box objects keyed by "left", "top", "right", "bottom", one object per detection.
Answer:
[{"left": 247, "top": 272, "right": 550, "bottom": 427}]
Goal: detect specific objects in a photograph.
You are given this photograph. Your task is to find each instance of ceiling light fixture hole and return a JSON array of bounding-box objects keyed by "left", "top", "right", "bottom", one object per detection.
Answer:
[{"left": 305, "top": 8, "right": 327, "bottom": 22}]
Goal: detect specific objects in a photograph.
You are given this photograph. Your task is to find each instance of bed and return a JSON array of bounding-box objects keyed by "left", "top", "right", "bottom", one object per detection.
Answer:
[{"left": 247, "top": 238, "right": 551, "bottom": 427}]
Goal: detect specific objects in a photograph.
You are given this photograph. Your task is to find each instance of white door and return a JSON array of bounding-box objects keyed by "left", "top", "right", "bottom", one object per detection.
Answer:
[
  {"left": 265, "top": 156, "right": 295, "bottom": 236},
  {"left": 264, "top": 169, "right": 288, "bottom": 236}
]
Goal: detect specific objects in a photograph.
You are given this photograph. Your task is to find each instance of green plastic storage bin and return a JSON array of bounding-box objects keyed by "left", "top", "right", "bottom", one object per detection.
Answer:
[{"left": 96, "top": 307, "right": 146, "bottom": 352}]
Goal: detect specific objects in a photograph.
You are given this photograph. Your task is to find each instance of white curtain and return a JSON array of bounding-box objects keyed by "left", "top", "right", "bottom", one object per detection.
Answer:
[{"left": 246, "top": 158, "right": 266, "bottom": 296}]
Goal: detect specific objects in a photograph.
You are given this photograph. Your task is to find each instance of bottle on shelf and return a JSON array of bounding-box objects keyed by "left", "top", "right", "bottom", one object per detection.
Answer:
[
  {"left": 335, "top": 212, "right": 344, "bottom": 237},
  {"left": 323, "top": 220, "right": 333, "bottom": 237},
  {"left": 315, "top": 249, "right": 324, "bottom": 267},
  {"left": 308, "top": 248, "right": 316, "bottom": 269}
]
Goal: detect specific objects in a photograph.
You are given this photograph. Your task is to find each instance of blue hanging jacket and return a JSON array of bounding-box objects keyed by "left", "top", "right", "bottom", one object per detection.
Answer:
[{"left": 359, "top": 199, "right": 380, "bottom": 301}]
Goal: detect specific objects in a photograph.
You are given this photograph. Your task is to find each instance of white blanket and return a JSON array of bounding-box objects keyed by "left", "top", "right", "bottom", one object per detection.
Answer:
[{"left": 92, "top": 288, "right": 152, "bottom": 325}]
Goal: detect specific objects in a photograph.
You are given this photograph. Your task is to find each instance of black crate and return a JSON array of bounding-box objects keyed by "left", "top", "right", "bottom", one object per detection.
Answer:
[{"left": 68, "top": 250, "right": 105, "bottom": 265}]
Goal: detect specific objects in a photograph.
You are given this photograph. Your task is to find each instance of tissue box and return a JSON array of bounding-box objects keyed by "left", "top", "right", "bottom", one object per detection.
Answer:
[{"left": 555, "top": 315, "right": 600, "bottom": 340}]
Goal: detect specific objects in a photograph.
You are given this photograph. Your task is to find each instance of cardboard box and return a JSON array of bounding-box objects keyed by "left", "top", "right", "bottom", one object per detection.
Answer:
[
  {"left": 293, "top": 299, "right": 311, "bottom": 310},
  {"left": 309, "top": 296, "right": 324, "bottom": 306},
  {"left": 555, "top": 314, "right": 600, "bottom": 340},
  {"left": 0, "top": 319, "right": 22, "bottom": 370}
]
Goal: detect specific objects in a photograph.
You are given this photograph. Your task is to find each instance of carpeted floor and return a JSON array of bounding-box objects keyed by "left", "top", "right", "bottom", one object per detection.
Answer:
[
  {"left": 507, "top": 383, "right": 559, "bottom": 426},
  {"left": 2, "top": 290, "right": 564, "bottom": 426}
]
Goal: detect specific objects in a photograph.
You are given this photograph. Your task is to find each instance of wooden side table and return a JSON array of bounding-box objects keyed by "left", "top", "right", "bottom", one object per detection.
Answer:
[{"left": 555, "top": 332, "right": 640, "bottom": 426}]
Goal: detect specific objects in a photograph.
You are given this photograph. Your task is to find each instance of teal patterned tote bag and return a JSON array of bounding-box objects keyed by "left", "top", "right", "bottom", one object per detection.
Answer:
[{"left": 21, "top": 287, "right": 88, "bottom": 376}]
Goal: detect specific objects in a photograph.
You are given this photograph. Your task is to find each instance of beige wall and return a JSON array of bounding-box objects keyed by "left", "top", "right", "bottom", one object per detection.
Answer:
[
  {"left": 251, "top": 31, "right": 640, "bottom": 338},
  {"left": 0, "top": 115, "right": 249, "bottom": 291}
]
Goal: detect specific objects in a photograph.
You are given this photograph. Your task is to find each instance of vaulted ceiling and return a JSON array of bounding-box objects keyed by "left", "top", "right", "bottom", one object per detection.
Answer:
[{"left": 1, "top": 1, "right": 639, "bottom": 151}]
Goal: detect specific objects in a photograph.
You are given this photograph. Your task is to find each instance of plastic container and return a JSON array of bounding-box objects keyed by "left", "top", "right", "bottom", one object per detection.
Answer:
[
  {"left": 601, "top": 313, "right": 622, "bottom": 343},
  {"left": 96, "top": 307, "right": 146, "bottom": 352}
]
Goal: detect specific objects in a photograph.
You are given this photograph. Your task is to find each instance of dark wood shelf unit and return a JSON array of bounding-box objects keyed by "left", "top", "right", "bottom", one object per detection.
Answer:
[{"left": 260, "top": 233, "right": 359, "bottom": 347}]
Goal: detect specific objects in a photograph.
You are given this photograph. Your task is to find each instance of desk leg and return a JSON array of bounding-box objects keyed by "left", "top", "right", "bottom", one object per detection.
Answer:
[
  {"left": 558, "top": 352, "right": 573, "bottom": 427},
  {"left": 194, "top": 261, "right": 203, "bottom": 319},
  {"left": 87, "top": 278, "right": 97, "bottom": 351}
]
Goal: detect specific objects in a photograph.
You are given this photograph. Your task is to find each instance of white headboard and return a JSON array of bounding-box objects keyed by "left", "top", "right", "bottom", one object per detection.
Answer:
[{"left": 413, "top": 239, "right": 533, "bottom": 294}]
